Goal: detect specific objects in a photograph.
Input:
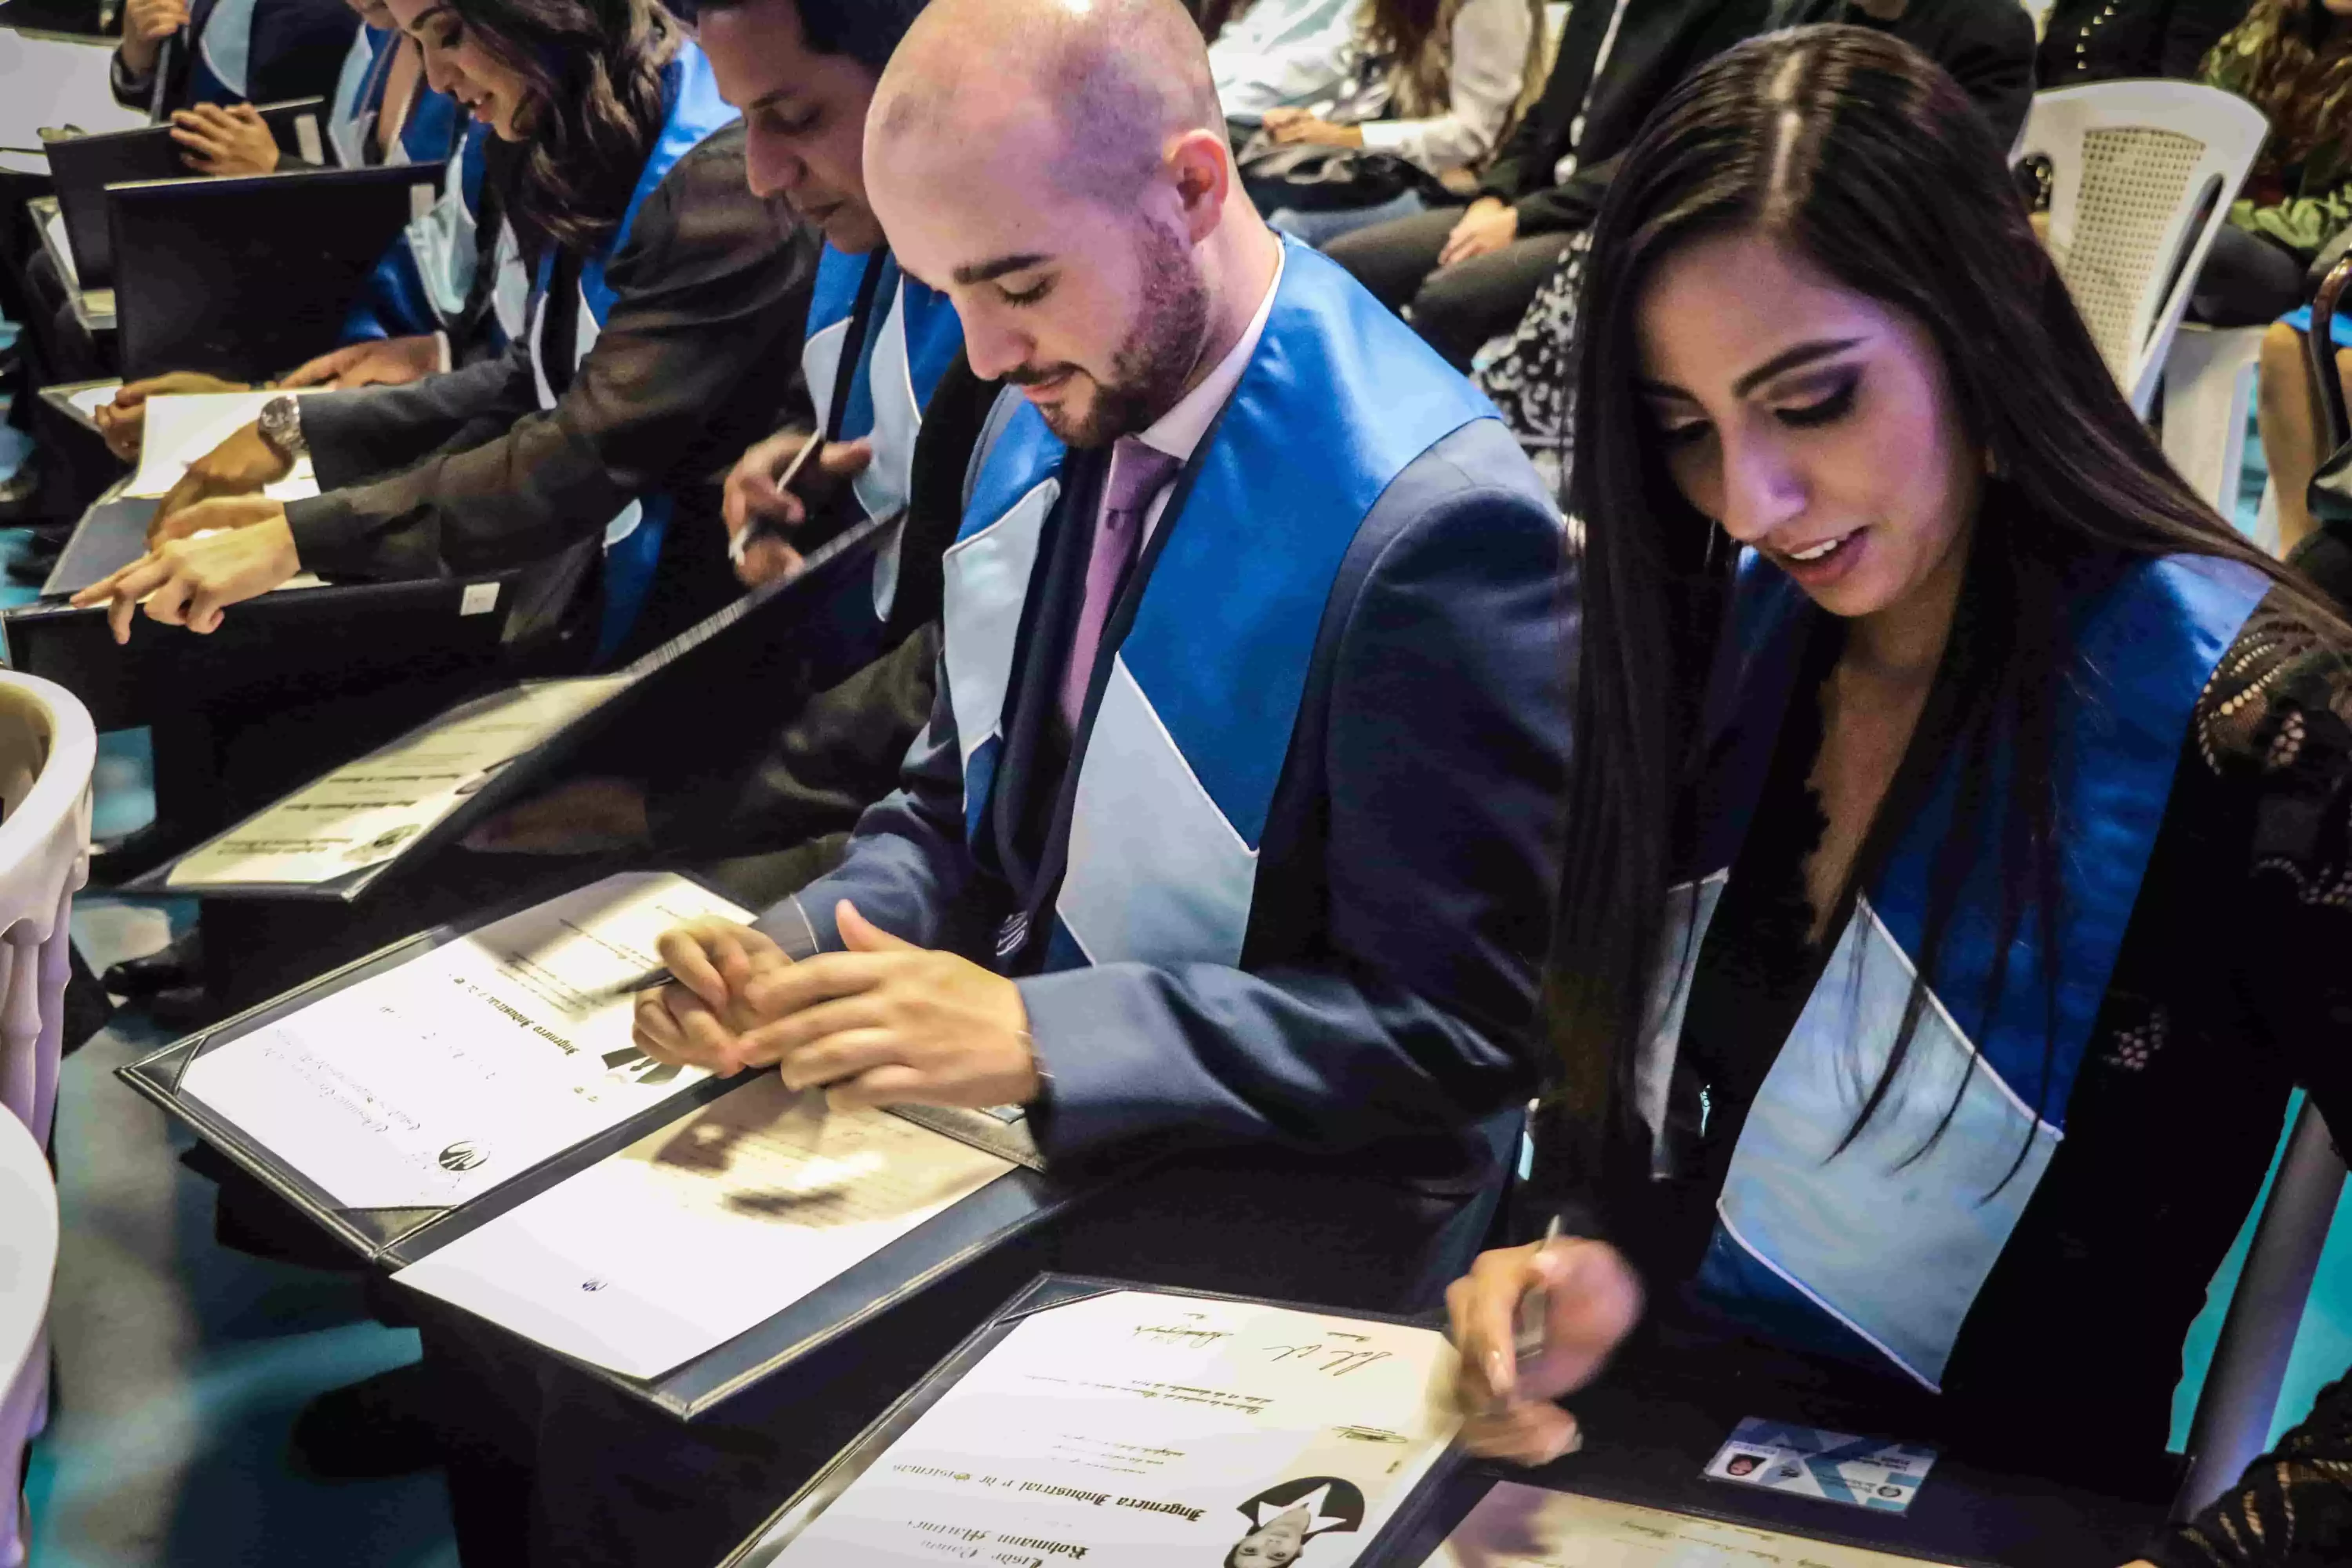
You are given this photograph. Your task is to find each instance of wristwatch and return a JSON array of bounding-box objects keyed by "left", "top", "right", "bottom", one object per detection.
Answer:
[{"left": 256, "top": 394, "right": 307, "bottom": 462}]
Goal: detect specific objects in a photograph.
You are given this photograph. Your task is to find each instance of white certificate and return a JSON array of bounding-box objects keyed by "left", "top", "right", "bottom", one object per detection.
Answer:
[
  {"left": 757, "top": 1289, "right": 1461, "bottom": 1568},
  {"left": 177, "top": 872, "right": 745, "bottom": 1210},
  {"left": 392, "top": 1072, "right": 1016, "bottom": 1379},
  {"left": 128, "top": 392, "right": 320, "bottom": 503},
  {"left": 167, "top": 677, "right": 635, "bottom": 887},
  {"left": 1431, "top": 1483, "right": 1964, "bottom": 1567}
]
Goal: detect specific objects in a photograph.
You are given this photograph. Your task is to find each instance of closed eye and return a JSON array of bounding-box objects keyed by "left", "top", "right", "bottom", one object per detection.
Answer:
[
  {"left": 1654, "top": 414, "right": 1711, "bottom": 449},
  {"left": 1775, "top": 374, "right": 1859, "bottom": 429},
  {"left": 998, "top": 276, "right": 1054, "bottom": 308}
]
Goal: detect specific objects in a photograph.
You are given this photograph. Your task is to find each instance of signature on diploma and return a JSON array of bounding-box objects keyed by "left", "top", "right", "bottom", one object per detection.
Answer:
[{"left": 1264, "top": 1342, "right": 1394, "bottom": 1377}]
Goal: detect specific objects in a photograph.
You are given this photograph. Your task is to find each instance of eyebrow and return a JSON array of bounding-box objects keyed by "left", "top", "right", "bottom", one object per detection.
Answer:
[
  {"left": 404, "top": 3, "right": 453, "bottom": 34},
  {"left": 952, "top": 252, "right": 1052, "bottom": 286},
  {"left": 745, "top": 87, "right": 804, "bottom": 114},
  {"left": 1637, "top": 336, "right": 1866, "bottom": 402}
]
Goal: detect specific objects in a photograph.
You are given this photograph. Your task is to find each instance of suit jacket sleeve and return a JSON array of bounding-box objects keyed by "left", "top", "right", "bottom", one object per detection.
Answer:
[
  {"left": 752, "top": 642, "right": 995, "bottom": 961},
  {"left": 282, "top": 129, "right": 816, "bottom": 581},
  {"left": 294, "top": 348, "right": 536, "bottom": 497},
  {"left": 1010, "top": 428, "right": 1571, "bottom": 1163}
]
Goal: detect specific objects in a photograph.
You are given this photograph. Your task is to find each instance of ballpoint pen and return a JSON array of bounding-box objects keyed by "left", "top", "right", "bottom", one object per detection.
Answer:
[{"left": 1514, "top": 1213, "right": 1564, "bottom": 1365}]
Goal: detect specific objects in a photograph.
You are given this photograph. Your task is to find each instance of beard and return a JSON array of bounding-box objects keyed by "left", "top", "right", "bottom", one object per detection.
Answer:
[{"left": 1021, "top": 219, "right": 1210, "bottom": 448}]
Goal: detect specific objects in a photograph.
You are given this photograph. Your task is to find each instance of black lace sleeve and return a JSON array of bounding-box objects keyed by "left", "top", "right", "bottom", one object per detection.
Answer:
[
  {"left": 2145, "top": 1373, "right": 2352, "bottom": 1568},
  {"left": 2194, "top": 601, "right": 2352, "bottom": 1129},
  {"left": 2140, "top": 596, "right": 2352, "bottom": 1568}
]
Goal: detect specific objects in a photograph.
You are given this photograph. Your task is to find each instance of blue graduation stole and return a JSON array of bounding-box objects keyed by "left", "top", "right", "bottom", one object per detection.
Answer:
[
  {"left": 800, "top": 243, "right": 965, "bottom": 623},
  {"left": 184, "top": 0, "right": 247, "bottom": 106},
  {"left": 1641, "top": 549, "right": 2269, "bottom": 1390},
  {"left": 326, "top": 24, "right": 387, "bottom": 168},
  {"left": 944, "top": 239, "right": 1497, "bottom": 971},
  {"left": 339, "top": 34, "right": 474, "bottom": 343},
  {"left": 522, "top": 40, "right": 738, "bottom": 661}
]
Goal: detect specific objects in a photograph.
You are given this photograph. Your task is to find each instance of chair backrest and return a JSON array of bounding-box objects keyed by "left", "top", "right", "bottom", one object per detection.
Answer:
[
  {"left": 2174, "top": 1098, "right": 2348, "bottom": 1522},
  {"left": 0, "top": 671, "right": 95, "bottom": 1151},
  {"left": 2018, "top": 81, "right": 2268, "bottom": 416},
  {"left": 0, "top": 1104, "right": 55, "bottom": 1405}
]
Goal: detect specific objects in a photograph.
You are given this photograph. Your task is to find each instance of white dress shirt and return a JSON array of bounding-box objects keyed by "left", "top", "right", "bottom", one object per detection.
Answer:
[
  {"left": 1210, "top": 0, "right": 1362, "bottom": 122},
  {"left": 1354, "top": 0, "right": 1536, "bottom": 174}
]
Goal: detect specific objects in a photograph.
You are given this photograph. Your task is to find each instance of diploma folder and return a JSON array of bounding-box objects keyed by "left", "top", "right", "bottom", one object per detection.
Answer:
[
  {"left": 43, "top": 98, "right": 329, "bottom": 290},
  {"left": 118, "top": 870, "right": 1067, "bottom": 1421},
  {"left": 122, "top": 513, "right": 896, "bottom": 900},
  {"left": 736, "top": 1280, "right": 2174, "bottom": 1568},
  {"left": 724, "top": 1274, "right": 1475, "bottom": 1568},
  {"left": 109, "top": 160, "right": 447, "bottom": 382}
]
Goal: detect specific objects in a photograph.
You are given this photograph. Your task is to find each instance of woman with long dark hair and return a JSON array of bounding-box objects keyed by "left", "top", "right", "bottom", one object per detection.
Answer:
[
  {"left": 1241, "top": 0, "right": 1548, "bottom": 247},
  {"left": 1444, "top": 23, "right": 2352, "bottom": 1555},
  {"left": 79, "top": 0, "right": 817, "bottom": 663}
]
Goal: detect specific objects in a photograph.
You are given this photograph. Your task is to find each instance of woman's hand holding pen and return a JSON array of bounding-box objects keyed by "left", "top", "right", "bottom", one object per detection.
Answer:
[{"left": 1446, "top": 1235, "right": 1644, "bottom": 1466}]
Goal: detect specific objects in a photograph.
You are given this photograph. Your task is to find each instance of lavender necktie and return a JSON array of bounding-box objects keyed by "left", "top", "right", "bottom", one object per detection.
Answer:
[{"left": 1060, "top": 436, "right": 1181, "bottom": 731}]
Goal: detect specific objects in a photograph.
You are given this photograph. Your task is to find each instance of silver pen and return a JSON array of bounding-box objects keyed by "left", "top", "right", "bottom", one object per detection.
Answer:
[{"left": 1514, "top": 1213, "right": 1564, "bottom": 1364}]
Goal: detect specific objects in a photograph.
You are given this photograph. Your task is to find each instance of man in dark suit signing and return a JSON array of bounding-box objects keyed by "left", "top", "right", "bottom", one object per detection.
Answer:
[{"left": 635, "top": 0, "right": 1572, "bottom": 1312}]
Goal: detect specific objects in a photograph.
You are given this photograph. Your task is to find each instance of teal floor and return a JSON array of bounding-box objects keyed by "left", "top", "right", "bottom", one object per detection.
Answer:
[
  {"left": 2, "top": 354, "right": 463, "bottom": 1560},
  {"left": 0, "top": 367, "right": 2341, "bottom": 1564}
]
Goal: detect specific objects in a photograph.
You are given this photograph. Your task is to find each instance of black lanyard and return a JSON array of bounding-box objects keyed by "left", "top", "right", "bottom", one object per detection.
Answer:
[{"left": 827, "top": 250, "right": 891, "bottom": 441}]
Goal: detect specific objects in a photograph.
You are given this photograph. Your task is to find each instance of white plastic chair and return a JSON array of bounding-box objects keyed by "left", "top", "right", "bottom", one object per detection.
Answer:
[
  {"left": 0, "top": 671, "right": 96, "bottom": 1568},
  {"left": 2019, "top": 82, "right": 2267, "bottom": 416},
  {"left": 2161, "top": 322, "right": 2270, "bottom": 521},
  {"left": 0, "top": 1112, "right": 54, "bottom": 1568}
]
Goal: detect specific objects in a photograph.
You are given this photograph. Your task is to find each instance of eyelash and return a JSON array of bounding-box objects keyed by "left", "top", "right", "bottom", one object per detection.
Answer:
[
  {"left": 1000, "top": 278, "right": 1054, "bottom": 307},
  {"left": 1779, "top": 376, "right": 1859, "bottom": 428},
  {"left": 1655, "top": 374, "right": 1861, "bottom": 448}
]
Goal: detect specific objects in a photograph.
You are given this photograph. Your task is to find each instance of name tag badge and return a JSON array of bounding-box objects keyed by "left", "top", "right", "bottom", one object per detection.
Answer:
[{"left": 1704, "top": 1416, "right": 1938, "bottom": 1514}]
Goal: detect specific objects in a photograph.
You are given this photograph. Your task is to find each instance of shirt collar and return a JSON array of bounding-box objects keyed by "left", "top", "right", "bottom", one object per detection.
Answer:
[{"left": 1133, "top": 236, "right": 1286, "bottom": 466}]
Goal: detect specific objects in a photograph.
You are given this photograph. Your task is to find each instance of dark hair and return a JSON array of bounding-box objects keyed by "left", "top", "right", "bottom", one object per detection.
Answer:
[
  {"left": 1363, "top": 0, "right": 1446, "bottom": 60},
  {"left": 1552, "top": 26, "right": 2345, "bottom": 1174},
  {"left": 445, "top": 0, "right": 682, "bottom": 253},
  {"left": 689, "top": 0, "right": 927, "bottom": 72}
]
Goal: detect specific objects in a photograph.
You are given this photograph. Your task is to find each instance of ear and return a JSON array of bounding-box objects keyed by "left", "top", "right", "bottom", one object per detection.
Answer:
[{"left": 1165, "top": 127, "right": 1231, "bottom": 247}]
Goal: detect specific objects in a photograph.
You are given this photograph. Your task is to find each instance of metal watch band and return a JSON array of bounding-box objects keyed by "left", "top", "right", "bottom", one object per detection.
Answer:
[{"left": 258, "top": 394, "right": 307, "bottom": 461}]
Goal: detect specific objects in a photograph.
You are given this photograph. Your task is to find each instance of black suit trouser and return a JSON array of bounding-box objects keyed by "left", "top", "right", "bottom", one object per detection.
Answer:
[{"left": 1322, "top": 205, "right": 1576, "bottom": 371}]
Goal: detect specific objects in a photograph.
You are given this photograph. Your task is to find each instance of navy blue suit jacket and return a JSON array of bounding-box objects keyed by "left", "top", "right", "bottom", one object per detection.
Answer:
[{"left": 763, "top": 414, "right": 1573, "bottom": 1191}]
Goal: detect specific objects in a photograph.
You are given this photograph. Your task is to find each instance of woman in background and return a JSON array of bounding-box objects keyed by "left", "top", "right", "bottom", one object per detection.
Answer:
[
  {"left": 80, "top": 0, "right": 816, "bottom": 664},
  {"left": 2036, "top": 0, "right": 2249, "bottom": 85},
  {"left": 1242, "top": 0, "right": 1547, "bottom": 247},
  {"left": 2194, "top": 0, "right": 2352, "bottom": 563}
]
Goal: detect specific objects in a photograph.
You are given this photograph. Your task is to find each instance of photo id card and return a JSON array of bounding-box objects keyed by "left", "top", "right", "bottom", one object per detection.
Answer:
[{"left": 1704, "top": 1417, "right": 1938, "bottom": 1514}]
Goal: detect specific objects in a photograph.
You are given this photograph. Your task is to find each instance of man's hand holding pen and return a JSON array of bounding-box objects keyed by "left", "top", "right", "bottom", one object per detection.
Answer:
[
  {"left": 633, "top": 900, "right": 1041, "bottom": 1112},
  {"left": 1445, "top": 1234, "right": 1645, "bottom": 1466},
  {"left": 721, "top": 428, "right": 873, "bottom": 588}
]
